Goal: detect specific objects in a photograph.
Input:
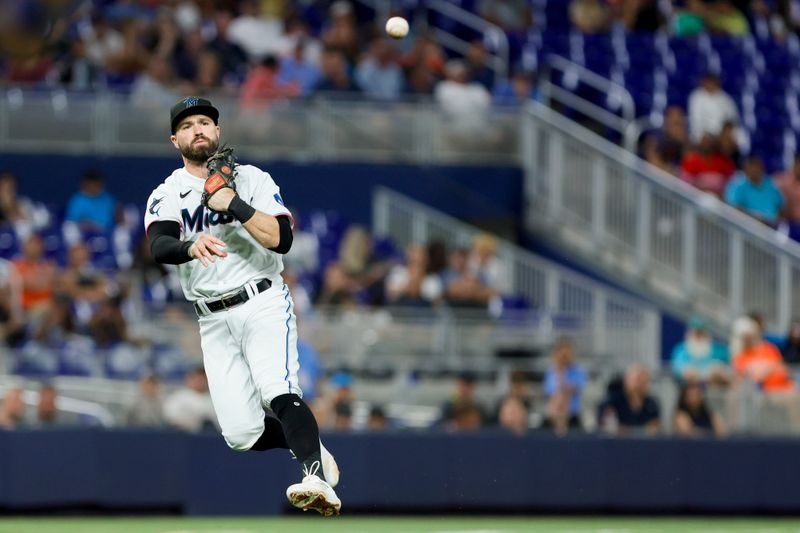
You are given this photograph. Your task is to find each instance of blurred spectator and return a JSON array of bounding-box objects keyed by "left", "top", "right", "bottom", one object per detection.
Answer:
[
  {"left": 598, "top": 365, "right": 661, "bottom": 435},
  {"left": 0, "top": 171, "right": 48, "bottom": 235},
  {"left": 401, "top": 35, "right": 445, "bottom": 96},
  {"left": 385, "top": 243, "right": 443, "bottom": 307},
  {"left": 173, "top": 27, "right": 206, "bottom": 82},
  {"left": 313, "top": 371, "right": 354, "bottom": 430},
  {"left": 278, "top": 37, "right": 322, "bottom": 95},
  {"left": 130, "top": 56, "right": 181, "bottom": 110},
  {"left": 53, "top": 39, "right": 99, "bottom": 91},
  {"left": 781, "top": 318, "right": 800, "bottom": 364},
  {"left": 493, "top": 68, "right": 538, "bottom": 106},
  {"left": 65, "top": 170, "right": 117, "bottom": 231},
  {"left": 60, "top": 242, "right": 110, "bottom": 305},
  {"left": 321, "top": 1, "right": 361, "bottom": 63},
  {"left": 33, "top": 383, "right": 68, "bottom": 426},
  {"left": 616, "top": 0, "right": 665, "bottom": 31},
  {"left": 0, "top": 258, "right": 24, "bottom": 346},
  {"left": 435, "top": 60, "right": 491, "bottom": 131},
  {"left": 0, "top": 386, "right": 26, "bottom": 429},
  {"left": 103, "top": 19, "right": 149, "bottom": 83},
  {"left": 193, "top": 50, "right": 226, "bottom": 95},
  {"left": 207, "top": 9, "right": 249, "bottom": 83},
  {"left": 442, "top": 248, "right": 497, "bottom": 309},
  {"left": 355, "top": 38, "right": 403, "bottom": 100},
  {"left": 337, "top": 225, "right": 390, "bottom": 305},
  {"left": 731, "top": 316, "right": 796, "bottom": 393},
  {"left": 775, "top": 154, "right": 800, "bottom": 240},
  {"left": 440, "top": 371, "right": 484, "bottom": 430},
  {"left": 725, "top": 156, "right": 785, "bottom": 226},
  {"left": 681, "top": 133, "right": 736, "bottom": 197},
  {"left": 239, "top": 56, "right": 301, "bottom": 111},
  {"left": 163, "top": 366, "right": 218, "bottom": 432},
  {"left": 464, "top": 40, "right": 494, "bottom": 90},
  {"left": 543, "top": 339, "right": 587, "bottom": 434},
  {"left": 497, "top": 369, "right": 534, "bottom": 416},
  {"left": 367, "top": 405, "right": 388, "bottom": 431},
  {"left": 688, "top": 73, "right": 739, "bottom": 142},
  {"left": 570, "top": 0, "right": 612, "bottom": 33},
  {"left": 88, "top": 297, "right": 129, "bottom": 348},
  {"left": 673, "top": 381, "right": 726, "bottom": 437},
  {"left": 27, "top": 293, "right": 75, "bottom": 347},
  {"left": 333, "top": 400, "right": 353, "bottom": 431},
  {"left": 468, "top": 233, "right": 503, "bottom": 293},
  {"left": 708, "top": 0, "right": 751, "bottom": 35},
  {"left": 479, "top": 0, "right": 531, "bottom": 33},
  {"left": 426, "top": 240, "right": 448, "bottom": 278},
  {"left": 313, "top": 47, "right": 360, "bottom": 95},
  {"left": 671, "top": 316, "right": 731, "bottom": 385},
  {"left": 227, "top": 0, "right": 286, "bottom": 60},
  {"left": 718, "top": 121, "right": 742, "bottom": 168},
  {"left": 282, "top": 211, "right": 319, "bottom": 278},
  {"left": 498, "top": 396, "right": 529, "bottom": 435},
  {"left": 12, "top": 233, "right": 58, "bottom": 314},
  {"left": 316, "top": 261, "right": 357, "bottom": 307},
  {"left": 125, "top": 374, "right": 165, "bottom": 427},
  {"left": 672, "top": 0, "right": 708, "bottom": 37},
  {"left": 80, "top": 14, "right": 124, "bottom": 71},
  {"left": 644, "top": 106, "right": 690, "bottom": 177}
]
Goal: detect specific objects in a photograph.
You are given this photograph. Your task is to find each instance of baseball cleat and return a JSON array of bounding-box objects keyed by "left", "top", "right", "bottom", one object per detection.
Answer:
[
  {"left": 320, "top": 442, "right": 340, "bottom": 488},
  {"left": 286, "top": 474, "right": 341, "bottom": 516}
]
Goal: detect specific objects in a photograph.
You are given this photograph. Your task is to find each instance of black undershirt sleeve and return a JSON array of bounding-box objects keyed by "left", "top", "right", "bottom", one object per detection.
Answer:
[
  {"left": 148, "top": 220, "right": 193, "bottom": 265},
  {"left": 269, "top": 215, "right": 293, "bottom": 254}
]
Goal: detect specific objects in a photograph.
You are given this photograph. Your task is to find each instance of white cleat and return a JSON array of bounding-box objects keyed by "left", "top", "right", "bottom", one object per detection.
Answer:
[
  {"left": 286, "top": 474, "right": 341, "bottom": 516},
  {"left": 320, "top": 442, "right": 340, "bottom": 488}
]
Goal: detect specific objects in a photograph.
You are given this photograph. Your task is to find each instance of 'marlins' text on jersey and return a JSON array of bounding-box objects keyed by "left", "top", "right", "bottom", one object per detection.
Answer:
[{"left": 182, "top": 205, "right": 235, "bottom": 232}]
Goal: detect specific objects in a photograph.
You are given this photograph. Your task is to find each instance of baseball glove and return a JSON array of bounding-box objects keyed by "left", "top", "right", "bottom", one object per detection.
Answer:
[{"left": 201, "top": 146, "right": 237, "bottom": 209}]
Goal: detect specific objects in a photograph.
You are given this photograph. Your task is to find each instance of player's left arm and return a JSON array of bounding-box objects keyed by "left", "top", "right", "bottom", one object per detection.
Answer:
[{"left": 207, "top": 187, "right": 292, "bottom": 253}]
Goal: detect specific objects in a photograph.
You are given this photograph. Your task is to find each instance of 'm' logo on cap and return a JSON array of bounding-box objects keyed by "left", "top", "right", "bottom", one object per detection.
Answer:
[{"left": 183, "top": 97, "right": 199, "bottom": 107}]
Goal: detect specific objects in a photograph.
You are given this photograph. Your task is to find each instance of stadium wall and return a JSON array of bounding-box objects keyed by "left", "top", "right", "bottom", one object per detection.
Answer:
[
  {"left": 1, "top": 429, "right": 798, "bottom": 515},
  {"left": 0, "top": 154, "right": 524, "bottom": 230}
]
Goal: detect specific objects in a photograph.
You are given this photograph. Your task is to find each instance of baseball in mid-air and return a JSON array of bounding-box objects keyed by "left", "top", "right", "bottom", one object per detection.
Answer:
[{"left": 385, "top": 16, "right": 409, "bottom": 39}]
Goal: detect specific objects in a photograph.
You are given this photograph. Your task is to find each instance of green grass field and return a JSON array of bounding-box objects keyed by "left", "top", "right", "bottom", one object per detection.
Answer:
[{"left": 0, "top": 516, "right": 799, "bottom": 533}]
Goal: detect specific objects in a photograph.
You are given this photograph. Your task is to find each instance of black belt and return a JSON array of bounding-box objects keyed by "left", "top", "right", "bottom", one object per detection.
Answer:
[{"left": 194, "top": 279, "right": 271, "bottom": 316}]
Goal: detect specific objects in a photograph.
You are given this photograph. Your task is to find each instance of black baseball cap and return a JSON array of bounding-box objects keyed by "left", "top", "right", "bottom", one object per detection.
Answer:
[{"left": 170, "top": 96, "right": 219, "bottom": 133}]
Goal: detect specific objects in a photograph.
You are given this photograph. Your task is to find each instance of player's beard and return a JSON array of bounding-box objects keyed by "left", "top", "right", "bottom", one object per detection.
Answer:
[{"left": 180, "top": 136, "right": 219, "bottom": 163}]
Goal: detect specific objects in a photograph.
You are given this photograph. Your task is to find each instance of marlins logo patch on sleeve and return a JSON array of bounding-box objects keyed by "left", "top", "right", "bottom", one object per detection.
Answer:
[
  {"left": 274, "top": 193, "right": 284, "bottom": 205},
  {"left": 149, "top": 197, "right": 164, "bottom": 215}
]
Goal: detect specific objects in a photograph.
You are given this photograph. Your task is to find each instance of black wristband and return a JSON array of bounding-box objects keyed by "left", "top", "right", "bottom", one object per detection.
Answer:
[
  {"left": 228, "top": 195, "right": 256, "bottom": 224},
  {"left": 180, "top": 240, "right": 193, "bottom": 259}
]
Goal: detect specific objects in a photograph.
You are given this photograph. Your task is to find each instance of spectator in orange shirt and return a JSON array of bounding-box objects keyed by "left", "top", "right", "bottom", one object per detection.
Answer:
[
  {"left": 239, "top": 56, "right": 300, "bottom": 112},
  {"left": 731, "top": 316, "right": 795, "bottom": 393},
  {"left": 12, "top": 234, "right": 58, "bottom": 314},
  {"left": 680, "top": 133, "right": 737, "bottom": 198}
]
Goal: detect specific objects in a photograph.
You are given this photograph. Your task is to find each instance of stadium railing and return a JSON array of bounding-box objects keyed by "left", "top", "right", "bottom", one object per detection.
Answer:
[
  {"left": 523, "top": 101, "right": 800, "bottom": 334},
  {"left": 372, "top": 187, "right": 661, "bottom": 368}
]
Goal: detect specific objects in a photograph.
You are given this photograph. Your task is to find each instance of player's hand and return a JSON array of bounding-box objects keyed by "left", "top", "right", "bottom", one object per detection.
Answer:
[
  {"left": 206, "top": 187, "right": 236, "bottom": 212},
  {"left": 189, "top": 233, "right": 227, "bottom": 267}
]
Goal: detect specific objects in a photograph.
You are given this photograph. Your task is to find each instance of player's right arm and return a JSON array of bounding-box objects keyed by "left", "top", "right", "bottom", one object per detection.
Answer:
[{"left": 144, "top": 184, "right": 227, "bottom": 267}]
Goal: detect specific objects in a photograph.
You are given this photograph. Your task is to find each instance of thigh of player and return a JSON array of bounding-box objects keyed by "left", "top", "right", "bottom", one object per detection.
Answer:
[
  {"left": 237, "top": 283, "right": 303, "bottom": 406},
  {"left": 198, "top": 313, "right": 266, "bottom": 451}
]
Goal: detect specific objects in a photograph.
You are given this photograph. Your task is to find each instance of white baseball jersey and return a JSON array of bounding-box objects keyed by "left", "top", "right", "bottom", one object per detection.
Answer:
[
  {"left": 143, "top": 165, "right": 292, "bottom": 300},
  {"left": 143, "top": 162, "right": 302, "bottom": 451}
]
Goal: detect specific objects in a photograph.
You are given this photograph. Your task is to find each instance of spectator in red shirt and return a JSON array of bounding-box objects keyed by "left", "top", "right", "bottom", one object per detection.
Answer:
[
  {"left": 239, "top": 56, "right": 300, "bottom": 112},
  {"left": 681, "top": 133, "right": 737, "bottom": 197}
]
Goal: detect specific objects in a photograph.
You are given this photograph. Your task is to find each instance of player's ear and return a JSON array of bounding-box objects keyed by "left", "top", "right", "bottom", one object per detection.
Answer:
[
  {"left": 215, "top": 125, "right": 221, "bottom": 137},
  {"left": 170, "top": 134, "right": 178, "bottom": 149}
]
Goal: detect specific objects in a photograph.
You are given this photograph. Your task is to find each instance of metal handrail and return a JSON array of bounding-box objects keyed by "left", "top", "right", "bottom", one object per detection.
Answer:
[
  {"left": 528, "top": 101, "right": 800, "bottom": 256},
  {"left": 539, "top": 54, "right": 637, "bottom": 140}
]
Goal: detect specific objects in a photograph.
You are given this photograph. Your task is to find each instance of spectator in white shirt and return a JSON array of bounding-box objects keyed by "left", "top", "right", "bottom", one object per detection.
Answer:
[
  {"left": 688, "top": 73, "right": 739, "bottom": 143},
  {"left": 434, "top": 60, "right": 491, "bottom": 131},
  {"left": 385, "top": 243, "right": 443, "bottom": 307},
  {"left": 163, "top": 367, "right": 218, "bottom": 432}
]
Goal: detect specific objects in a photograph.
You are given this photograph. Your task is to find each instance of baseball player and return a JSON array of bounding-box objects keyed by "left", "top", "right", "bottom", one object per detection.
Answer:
[{"left": 144, "top": 97, "right": 341, "bottom": 516}]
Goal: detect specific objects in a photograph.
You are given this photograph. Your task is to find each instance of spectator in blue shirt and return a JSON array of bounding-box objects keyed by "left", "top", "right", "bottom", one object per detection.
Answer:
[
  {"left": 65, "top": 170, "right": 117, "bottom": 231},
  {"left": 543, "top": 338, "right": 587, "bottom": 434},
  {"left": 493, "top": 68, "right": 540, "bottom": 106},
  {"left": 724, "top": 156, "right": 785, "bottom": 226},
  {"left": 355, "top": 38, "right": 403, "bottom": 101},
  {"left": 278, "top": 38, "right": 321, "bottom": 95},
  {"left": 671, "top": 315, "right": 731, "bottom": 385}
]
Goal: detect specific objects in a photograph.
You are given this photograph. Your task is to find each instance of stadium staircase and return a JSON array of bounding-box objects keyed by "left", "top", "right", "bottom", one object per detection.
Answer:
[{"left": 521, "top": 101, "right": 800, "bottom": 335}]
